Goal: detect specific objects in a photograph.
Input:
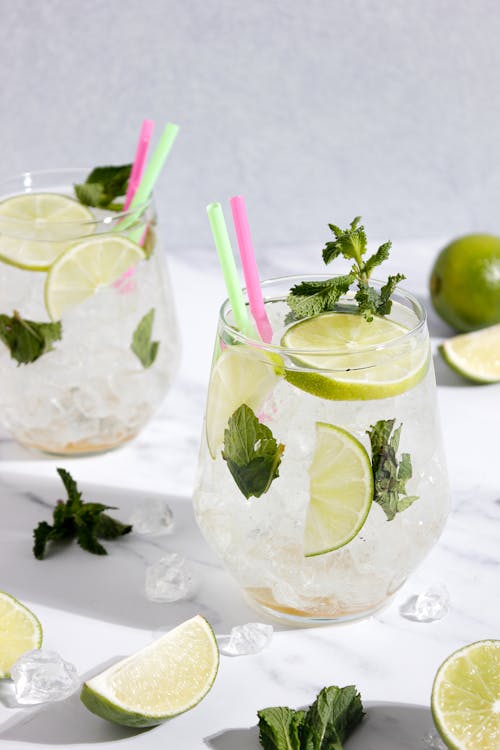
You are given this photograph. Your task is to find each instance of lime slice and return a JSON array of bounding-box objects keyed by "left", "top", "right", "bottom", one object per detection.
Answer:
[
  {"left": 281, "top": 312, "right": 429, "bottom": 400},
  {"left": 44, "top": 234, "right": 145, "bottom": 320},
  {"left": 80, "top": 615, "right": 219, "bottom": 728},
  {"left": 0, "top": 193, "right": 95, "bottom": 270},
  {"left": 431, "top": 640, "right": 500, "bottom": 749},
  {"left": 304, "top": 422, "right": 373, "bottom": 556},
  {"left": 205, "top": 345, "right": 283, "bottom": 458},
  {"left": 0, "top": 591, "right": 43, "bottom": 678},
  {"left": 439, "top": 324, "right": 500, "bottom": 383}
]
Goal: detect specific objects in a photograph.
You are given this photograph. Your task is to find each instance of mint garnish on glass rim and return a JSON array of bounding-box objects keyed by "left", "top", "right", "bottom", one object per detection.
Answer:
[
  {"left": 287, "top": 216, "right": 405, "bottom": 322},
  {"left": 74, "top": 164, "right": 132, "bottom": 211}
]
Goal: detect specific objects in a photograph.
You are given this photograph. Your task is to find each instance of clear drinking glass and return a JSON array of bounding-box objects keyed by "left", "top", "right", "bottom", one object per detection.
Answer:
[
  {"left": 193, "top": 276, "right": 449, "bottom": 624},
  {"left": 0, "top": 169, "right": 179, "bottom": 455}
]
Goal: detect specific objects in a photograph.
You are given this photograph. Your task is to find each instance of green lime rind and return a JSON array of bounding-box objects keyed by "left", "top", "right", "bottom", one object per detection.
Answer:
[
  {"left": 304, "top": 423, "right": 374, "bottom": 557},
  {"left": 285, "top": 354, "right": 429, "bottom": 401},
  {"left": 439, "top": 342, "right": 500, "bottom": 385},
  {"left": 0, "top": 591, "right": 43, "bottom": 678},
  {"left": 431, "top": 639, "right": 500, "bottom": 750}
]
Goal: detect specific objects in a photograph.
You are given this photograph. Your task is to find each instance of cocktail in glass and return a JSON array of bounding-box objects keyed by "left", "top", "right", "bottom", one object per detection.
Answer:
[
  {"left": 0, "top": 168, "right": 179, "bottom": 455},
  {"left": 193, "top": 276, "right": 449, "bottom": 623}
]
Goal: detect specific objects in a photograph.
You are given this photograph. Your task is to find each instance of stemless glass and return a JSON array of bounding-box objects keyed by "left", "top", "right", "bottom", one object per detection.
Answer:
[
  {"left": 0, "top": 169, "right": 179, "bottom": 455},
  {"left": 193, "top": 276, "right": 449, "bottom": 624}
]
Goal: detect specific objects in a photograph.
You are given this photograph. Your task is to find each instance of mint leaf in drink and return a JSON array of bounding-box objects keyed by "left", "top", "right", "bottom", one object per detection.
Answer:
[
  {"left": 0, "top": 310, "right": 62, "bottom": 364},
  {"left": 287, "top": 217, "right": 405, "bottom": 321},
  {"left": 131, "top": 308, "right": 159, "bottom": 368},
  {"left": 32, "top": 468, "right": 132, "bottom": 559},
  {"left": 367, "top": 419, "right": 419, "bottom": 521},
  {"left": 257, "top": 706, "right": 306, "bottom": 750},
  {"left": 74, "top": 164, "right": 131, "bottom": 211},
  {"left": 300, "top": 686, "right": 364, "bottom": 749},
  {"left": 222, "top": 404, "right": 285, "bottom": 499}
]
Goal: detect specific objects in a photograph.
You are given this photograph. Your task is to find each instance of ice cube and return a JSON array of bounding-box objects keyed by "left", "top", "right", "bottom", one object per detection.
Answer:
[
  {"left": 145, "top": 553, "right": 196, "bottom": 602},
  {"left": 130, "top": 498, "right": 174, "bottom": 535},
  {"left": 10, "top": 649, "right": 80, "bottom": 704},
  {"left": 218, "top": 623, "right": 273, "bottom": 656},
  {"left": 400, "top": 583, "right": 450, "bottom": 622}
]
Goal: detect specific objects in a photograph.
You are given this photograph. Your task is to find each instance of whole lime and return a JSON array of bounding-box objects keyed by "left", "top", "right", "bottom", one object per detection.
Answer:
[{"left": 430, "top": 234, "right": 500, "bottom": 332}]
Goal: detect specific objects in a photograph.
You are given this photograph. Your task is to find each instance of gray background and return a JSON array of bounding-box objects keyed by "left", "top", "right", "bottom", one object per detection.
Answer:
[{"left": 2, "top": 0, "right": 500, "bottom": 250}]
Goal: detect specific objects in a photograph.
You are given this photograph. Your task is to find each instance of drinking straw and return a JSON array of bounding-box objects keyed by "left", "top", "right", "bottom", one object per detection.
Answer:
[
  {"left": 207, "top": 202, "right": 253, "bottom": 335},
  {"left": 123, "top": 119, "right": 154, "bottom": 211},
  {"left": 230, "top": 195, "right": 273, "bottom": 343}
]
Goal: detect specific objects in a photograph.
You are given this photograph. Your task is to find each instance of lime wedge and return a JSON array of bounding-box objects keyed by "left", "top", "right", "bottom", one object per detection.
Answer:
[
  {"left": 205, "top": 346, "right": 283, "bottom": 458},
  {"left": 44, "top": 234, "right": 145, "bottom": 320},
  {"left": 80, "top": 615, "right": 219, "bottom": 728},
  {"left": 431, "top": 640, "right": 500, "bottom": 749},
  {"left": 304, "top": 422, "right": 373, "bottom": 556},
  {"left": 439, "top": 324, "right": 500, "bottom": 383},
  {"left": 281, "top": 312, "right": 429, "bottom": 400},
  {"left": 0, "top": 193, "right": 95, "bottom": 270},
  {"left": 0, "top": 591, "right": 43, "bottom": 678}
]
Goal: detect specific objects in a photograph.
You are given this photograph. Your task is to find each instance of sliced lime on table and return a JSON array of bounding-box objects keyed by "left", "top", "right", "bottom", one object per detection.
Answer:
[
  {"left": 0, "top": 591, "right": 43, "bottom": 678},
  {"left": 80, "top": 615, "right": 219, "bottom": 728},
  {"left": 44, "top": 234, "right": 145, "bottom": 320},
  {"left": 0, "top": 193, "right": 95, "bottom": 270},
  {"left": 431, "top": 640, "right": 500, "bottom": 749},
  {"left": 304, "top": 422, "right": 373, "bottom": 556},
  {"left": 439, "top": 324, "right": 500, "bottom": 383},
  {"left": 205, "top": 346, "right": 282, "bottom": 458},
  {"left": 281, "top": 312, "right": 428, "bottom": 400}
]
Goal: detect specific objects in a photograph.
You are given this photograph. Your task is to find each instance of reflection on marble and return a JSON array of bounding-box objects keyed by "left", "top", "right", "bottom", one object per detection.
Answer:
[{"left": 0, "top": 244, "right": 499, "bottom": 749}]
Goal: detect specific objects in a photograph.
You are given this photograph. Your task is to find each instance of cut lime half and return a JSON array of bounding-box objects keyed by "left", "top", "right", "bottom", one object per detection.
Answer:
[
  {"left": 205, "top": 345, "right": 283, "bottom": 458},
  {"left": 439, "top": 324, "right": 500, "bottom": 383},
  {"left": 281, "top": 312, "right": 429, "bottom": 400},
  {"left": 0, "top": 193, "right": 95, "bottom": 270},
  {"left": 44, "top": 234, "right": 145, "bottom": 320},
  {"left": 80, "top": 615, "right": 219, "bottom": 728},
  {"left": 0, "top": 591, "right": 43, "bottom": 678},
  {"left": 304, "top": 422, "right": 373, "bottom": 556},
  {"left": 431, "top": 640, "right": 500, "bottom": 749}
]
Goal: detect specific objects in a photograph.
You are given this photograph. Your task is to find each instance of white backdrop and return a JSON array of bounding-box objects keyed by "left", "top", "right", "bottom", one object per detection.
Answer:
[{"left": 1, "top": 0, "right": 500, "bottom": 251}]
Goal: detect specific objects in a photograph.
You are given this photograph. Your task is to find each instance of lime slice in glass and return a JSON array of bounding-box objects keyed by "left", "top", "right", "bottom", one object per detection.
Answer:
[
  {"left": 44, "top": 234, "right": 145, "bottom": 320},
  {"left": 80, "top": 615, "right": 219, "bottom": 728},
  {"left": 304, "top": 422, "right": 373, "bottom": 556},
  {"left": 0, "top": 193, "right": 95, "bottom": 270},
  {"left": 281, "top": 312, "right": 429, "bottom": 400},
  {"left": 205, "top": 346, "right": 283, "bottom": 458},
  {"left": 431, "top": 639, "right": 500, "bottom": 749},
  {"left": 439, "top": 324, "right": 500, "bottom": 383},
  {"left": 0, "top": 591, "right": 43, "bottom": 678}
]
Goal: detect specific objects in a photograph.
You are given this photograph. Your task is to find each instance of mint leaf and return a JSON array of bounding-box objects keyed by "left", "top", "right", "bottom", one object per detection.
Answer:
[
  {"left": 301, "top": 686, "right": 364, "bottom": 750},
  {"left": 258, "top": 707, "right": 306, "bottom": 750},
  {"left": 367, "top": 419, "right": 419, "bottom": 521},
  {"left": 222, "top": 404, "right": 284, "bottom": 499},
  {"left": 0, "top": 311, "right": 62, "bottom": 364},
  {"left": 74, "top": 164, "right": 131, "bottom": 211},
  {"left": 32, "top": 469, "right": 132, "bottom": 559},
  {"left": 131, "top": 308, "right": 159, "bottom": 368},
  {"left": 286, "top": 274, "right": 355, "bottom": 322},
  {"left": 322, "top": 217, "right": 366, "bottom": 266}
]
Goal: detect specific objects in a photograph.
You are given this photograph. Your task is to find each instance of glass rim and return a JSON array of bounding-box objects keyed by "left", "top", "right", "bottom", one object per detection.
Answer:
[
  {"left": 0, "top": 167, "right": 152, "bottom": 226},
  {"left": 218, "top": 274, "right": 427, "bottom": 357}
]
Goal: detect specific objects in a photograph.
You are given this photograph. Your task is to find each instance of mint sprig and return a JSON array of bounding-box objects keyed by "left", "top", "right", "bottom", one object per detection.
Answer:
[
  {"left": 367, "top": 418, "right": 419, "bottom": 521},
  {"left": 222, "top": 404, "right": 284, "bottom": 499},
  {"left": 131, "top": 308, "right": 159, "bottom": 368},
  {"left": 74, "top": 164, "right": 132, "bottom": 211},
  {"left": 257, "top": 685, "right": 364, "bottom": 750},
  {"left": 33, "top": 468, "right": 132, "bottom": 559},
  {"left": 287, "top": 216, "right": 405, "bottom": 322},
  {"left": 0, "top": 311, "right": 62, "bottom": 364}
]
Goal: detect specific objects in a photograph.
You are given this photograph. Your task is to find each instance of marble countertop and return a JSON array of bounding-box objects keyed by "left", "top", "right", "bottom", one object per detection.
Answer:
[{"left": 1, "top": 241, "right": 499, "bottom": 750}]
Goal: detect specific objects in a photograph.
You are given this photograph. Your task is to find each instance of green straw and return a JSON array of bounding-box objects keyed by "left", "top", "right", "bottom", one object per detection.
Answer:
[{"left": 207, "top": 202, "right": 252, "bottom": 335}]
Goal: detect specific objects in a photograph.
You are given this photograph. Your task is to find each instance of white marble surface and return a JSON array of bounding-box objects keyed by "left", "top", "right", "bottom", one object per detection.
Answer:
[{"left": 1, "top": 241, "right": 499, "bottom": 749}]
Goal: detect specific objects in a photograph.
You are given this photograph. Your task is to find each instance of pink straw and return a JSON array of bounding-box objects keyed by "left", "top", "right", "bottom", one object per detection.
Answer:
[
  {"left": 230, "top": 195, "right": 273, "bottom": 343},
  {"left": 124, "top": 119, "right": 154, "bottom": 210}
]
